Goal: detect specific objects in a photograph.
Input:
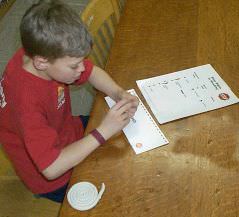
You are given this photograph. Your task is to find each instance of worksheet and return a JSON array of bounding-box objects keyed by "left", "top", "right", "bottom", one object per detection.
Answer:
[
  {"left": 137, "top": 64, "right": 239, "bottom": 124},
  {"left": 105, "top": 89, "right": 169, "bottom": 154}
]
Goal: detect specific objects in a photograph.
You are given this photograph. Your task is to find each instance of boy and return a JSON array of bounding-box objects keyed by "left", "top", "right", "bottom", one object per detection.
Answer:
[{"left": 0, "top": 0, "right": 138, "bottom": 203}]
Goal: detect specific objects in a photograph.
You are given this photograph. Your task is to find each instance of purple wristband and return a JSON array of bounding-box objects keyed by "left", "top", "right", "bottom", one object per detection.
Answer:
[{"left": 90, "top": 129, "right": 106, "bottom": 145}]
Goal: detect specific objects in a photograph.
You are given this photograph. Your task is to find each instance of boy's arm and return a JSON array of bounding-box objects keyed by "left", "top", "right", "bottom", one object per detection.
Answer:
[
  {"left": 42, "top": 99, "right": 132, "bottom": 180},
  {"left": 42, "top": 132, "right": 100, "bottom": 180},
  {"left": 43, "top": 66, "right": 139, "bottom": 180},
  {"left": 88, "top": 65, "right": 139, "bottom": 116},
  {"left": 88, "top": 65, "right": 124, "bottom": 101}
]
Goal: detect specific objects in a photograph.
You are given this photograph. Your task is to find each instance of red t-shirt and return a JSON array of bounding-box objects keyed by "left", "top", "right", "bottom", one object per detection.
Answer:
[{"left": 0, "top": 48, "right": 93, "bottom": 194}]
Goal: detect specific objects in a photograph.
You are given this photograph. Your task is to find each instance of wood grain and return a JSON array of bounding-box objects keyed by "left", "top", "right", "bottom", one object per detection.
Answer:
[{"left": 60, "top": 0, "right": 239, "bottom": 216}]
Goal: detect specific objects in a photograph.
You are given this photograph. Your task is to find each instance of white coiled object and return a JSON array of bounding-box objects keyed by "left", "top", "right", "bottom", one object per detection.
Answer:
[{"left": 67, "top": 182, "right": 105, "bottom": 211}]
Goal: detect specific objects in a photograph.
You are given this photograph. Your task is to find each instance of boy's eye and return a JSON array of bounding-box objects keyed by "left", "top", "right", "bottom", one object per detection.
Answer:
[{"left": 71, "top": 65, "right": 78, "bottom": 70}]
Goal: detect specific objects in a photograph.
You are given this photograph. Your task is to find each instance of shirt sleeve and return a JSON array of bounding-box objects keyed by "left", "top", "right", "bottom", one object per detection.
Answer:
[{"left": 74, "top": 59, "right": 94, "bottom": 85}]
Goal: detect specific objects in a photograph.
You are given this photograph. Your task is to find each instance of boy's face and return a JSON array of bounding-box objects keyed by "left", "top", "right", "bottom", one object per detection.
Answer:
[{"left": 45, "top": 56, "right": 85, "bottom": 84}]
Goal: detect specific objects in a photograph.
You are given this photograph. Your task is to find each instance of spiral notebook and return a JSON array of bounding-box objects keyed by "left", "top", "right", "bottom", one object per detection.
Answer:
[{"left": 105, "top": 89, "right": 169, "bottom": 154}]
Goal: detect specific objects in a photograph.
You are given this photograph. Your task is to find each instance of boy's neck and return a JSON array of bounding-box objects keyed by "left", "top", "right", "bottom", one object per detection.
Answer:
[{"left": 22, "top": 55, "right": 51, "bottom": 81}]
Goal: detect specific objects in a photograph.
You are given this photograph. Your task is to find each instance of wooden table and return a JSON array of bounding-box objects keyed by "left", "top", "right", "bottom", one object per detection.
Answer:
[{"left": 60, "top": 0, "right": 239, "bottom": 216}]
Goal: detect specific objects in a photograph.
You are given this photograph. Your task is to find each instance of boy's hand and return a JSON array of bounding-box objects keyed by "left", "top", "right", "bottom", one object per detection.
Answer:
[
  {"left": 97, "top": 99, "right": 135, "bottom": 140},
  {"left": 117, "top": 90, "right": 139, "bottom": 118}
]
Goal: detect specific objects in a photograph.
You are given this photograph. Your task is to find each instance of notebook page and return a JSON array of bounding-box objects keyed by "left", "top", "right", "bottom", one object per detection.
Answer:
[
  {"left": 137, "top": 64, "right": 239, "bottom": 124},
  {"left": 105, "top": 89, "right": 169, "bottom": 154}
]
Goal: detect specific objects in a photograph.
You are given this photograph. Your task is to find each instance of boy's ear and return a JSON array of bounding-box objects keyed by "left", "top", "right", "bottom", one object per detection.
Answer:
[{"left": 32, "top": 56, "right": 50, "bottom": 71}]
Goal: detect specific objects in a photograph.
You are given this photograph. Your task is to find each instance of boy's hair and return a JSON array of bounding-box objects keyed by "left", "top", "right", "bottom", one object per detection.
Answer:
[{"left": 20, "top": 0, "right": 93, "bottom": 61}]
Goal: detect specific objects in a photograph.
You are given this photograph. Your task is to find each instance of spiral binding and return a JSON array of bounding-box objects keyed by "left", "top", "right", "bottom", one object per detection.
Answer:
[{"left": 128, "top": 89, "right": 168, "bottom": 144}]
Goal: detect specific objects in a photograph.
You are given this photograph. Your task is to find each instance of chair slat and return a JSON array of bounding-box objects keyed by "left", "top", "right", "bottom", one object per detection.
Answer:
[{"left": 81, "top": 0, "right": 122, "bottom": 68}]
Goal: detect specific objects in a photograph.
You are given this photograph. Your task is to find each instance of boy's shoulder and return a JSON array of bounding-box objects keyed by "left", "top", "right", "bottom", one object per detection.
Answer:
[
  {"left": 3, "top": 48, "right": 27, "bottom": 92},
  {"left": 3, "top": 49, "right": 54, "bottom": 102},
  {"left": 4, "top": 48, "right": 24, "bottom": 75}
]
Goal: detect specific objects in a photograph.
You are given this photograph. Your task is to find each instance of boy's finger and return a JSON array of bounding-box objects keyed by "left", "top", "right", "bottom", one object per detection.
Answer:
[
  {"left": 120, "top": 112, "right": 130, "bottom": 120},
  {"left": 129, "top": 107, "right": 137, "bottom": 114},
  {"left": 117, "top": 102, "right": 134, "bottom": 114},
  {"left": 111, "top": 99, "right": 131, "bottom": 111}
]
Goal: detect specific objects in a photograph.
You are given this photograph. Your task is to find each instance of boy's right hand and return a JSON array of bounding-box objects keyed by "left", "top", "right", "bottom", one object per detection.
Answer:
[{"left": 97, "top": 99, "right": 134, "bottom": 140}]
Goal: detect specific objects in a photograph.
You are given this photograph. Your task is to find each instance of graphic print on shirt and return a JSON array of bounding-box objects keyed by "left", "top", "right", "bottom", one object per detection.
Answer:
[
  {"left": 57, "top": 86, "right": 65, "bottom": 109},
  {"left": 0, "top": 78, "right": 7, "bottom": 108}
]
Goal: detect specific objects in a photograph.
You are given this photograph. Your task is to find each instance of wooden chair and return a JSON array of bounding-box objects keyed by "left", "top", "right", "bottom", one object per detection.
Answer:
[
  {"left": 0, "top": 0, "right": 15, "bottom": 20},
  {"left": 114, "top": 0, "right": 126, "bottom": 15},
  {"left": 70, "top": 0, "right": 125, "bottom": 116},
  {"left": 81, "top": 0, "right": 121, "bottom": 68},
  {"left": 70, "top": 0, "right": 124, "bottom": 116}
]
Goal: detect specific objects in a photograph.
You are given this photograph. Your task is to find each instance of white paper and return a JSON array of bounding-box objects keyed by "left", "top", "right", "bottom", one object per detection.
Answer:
[
  {"left": 105, "top": 89, "right": 169, "bottom": 154},
  {"left": 137, "top": 64, "right": 239, "bottom": 124}
]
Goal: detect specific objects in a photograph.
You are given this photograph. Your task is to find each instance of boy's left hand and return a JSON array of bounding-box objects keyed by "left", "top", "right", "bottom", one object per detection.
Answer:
[{"left": 117, "top": 90, "right": 139, "bottom": 117}]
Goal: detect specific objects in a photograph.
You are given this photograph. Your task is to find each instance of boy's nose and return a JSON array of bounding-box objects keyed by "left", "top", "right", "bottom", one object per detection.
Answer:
[{"left": 76, "top": 63, "right": 85, "bottom": 73}]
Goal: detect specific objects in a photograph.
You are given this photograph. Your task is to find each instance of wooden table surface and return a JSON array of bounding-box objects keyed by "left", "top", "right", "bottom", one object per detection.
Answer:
[{"left": 59, "top": 0, "right": 239, "bottom": 216}]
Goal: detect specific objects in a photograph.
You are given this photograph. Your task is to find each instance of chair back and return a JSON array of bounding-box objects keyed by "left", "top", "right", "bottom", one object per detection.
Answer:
[
  {"left": 0, "top": 0, "right": 15, "bottom": 20},
  {"left": 81, "top": 0, "right": 121, "bottom": 68}
]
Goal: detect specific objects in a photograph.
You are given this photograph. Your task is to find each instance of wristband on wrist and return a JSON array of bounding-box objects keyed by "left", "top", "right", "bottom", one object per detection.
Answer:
[{"left": 90, "top": 129, "right": 106, "bottom": 145}]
